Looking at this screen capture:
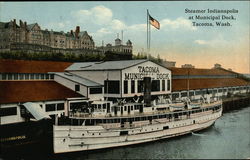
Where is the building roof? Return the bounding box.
[172,78,250,91]
[127,40,132,44]
[53,31,64,35]
[66,59,148,71]
[54,72,102,87]
[0,59,73,73]
[0,81,83,104]
[169,67,236,76]
[0,21,19,29]
[0,22,8,29]
[79,31,88,37]
[27,23,37,30]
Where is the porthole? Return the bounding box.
[82,133,84,136]
[92,133,94,135]
[99,133,101,135]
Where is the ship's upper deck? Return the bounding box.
[68,100,222,120]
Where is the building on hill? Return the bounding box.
[0,19,133,58]
[0,19,95,53]
[97,38,133,60]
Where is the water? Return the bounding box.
[2,106,250,159]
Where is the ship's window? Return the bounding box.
[103,104,107,109]
[120,131,128,135]
[124,80,128,94]
[124,106,127,111]
[90,87,102,94]
[152,80,160,92]
[181,92,187,97]
[57,103,64,110]
[46,104,56,112]
[131,106,133,111]
[104,80,120,94]
[75,84,80,92]
[137,80,144,93]
[134,105,138,110]
[98,104,101,109]
[189,92,194,96]
[195,90,202,95]
[0,107,17,117]
[131,80,135,93]
[162,80,165,91]
[167,80,170,91]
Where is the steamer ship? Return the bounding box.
[53,77,223,154]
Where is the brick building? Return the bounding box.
[0,19,95,52]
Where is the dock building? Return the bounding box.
[0,59,249,124]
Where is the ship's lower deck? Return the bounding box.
[53,105,222,154]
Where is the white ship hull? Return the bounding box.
[53,107,222,154]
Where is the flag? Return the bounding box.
[149,14,160,30]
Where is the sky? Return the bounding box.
[0,1,249,73]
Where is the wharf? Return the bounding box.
[222,94,250,112]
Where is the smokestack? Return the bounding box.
[19,20,23,28]
[13,19,16,28]
[24,22,27,29]
[75,26,80,38]
[143,77,151,107]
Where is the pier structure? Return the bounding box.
[0,59,250,124]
